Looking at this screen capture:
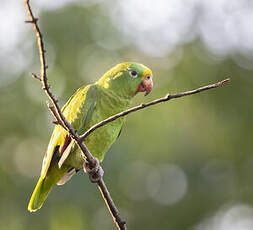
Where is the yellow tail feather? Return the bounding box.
[28,163,71,212]
[28,175,55,212]
[28,176,46,212]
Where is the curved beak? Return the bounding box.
[137,75,153,96]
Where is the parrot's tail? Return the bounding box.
[28,163,70,212]
[28,175,55,212]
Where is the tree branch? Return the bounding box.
[80,78,230,142]
[24,1,127,229]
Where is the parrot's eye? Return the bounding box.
[129,70,138,78]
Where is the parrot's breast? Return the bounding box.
[66,85,131,168]
[85,87,130,161]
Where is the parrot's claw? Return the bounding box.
[89,166,104,183]
[83,157,104,183]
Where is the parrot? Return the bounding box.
[28,62,153,212]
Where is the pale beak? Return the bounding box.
[136,75,153,96]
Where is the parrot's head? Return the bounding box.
[97,62,153,99]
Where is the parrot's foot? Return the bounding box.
[83,157,104,183]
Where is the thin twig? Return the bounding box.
[46,101,65,127]
[31,73,41,81]
[24,1,127,229]
[80,78,230,142]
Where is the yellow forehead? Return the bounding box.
[142,68,152,78]
[107,62,153,79]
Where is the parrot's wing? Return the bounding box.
[40,84,97,179]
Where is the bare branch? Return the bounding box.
[24,1,127,229]
[31,73,41,81]
[98,180,127,230]
[80,78,230,142]
[46,101,66,129]
[52,120,60,125]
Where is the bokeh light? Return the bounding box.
[194,204,253,230]
[147,164,188,205]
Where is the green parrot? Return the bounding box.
[28,62,153,212]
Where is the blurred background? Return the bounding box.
[0,0,253,229]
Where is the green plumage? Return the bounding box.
[28,62,153,212]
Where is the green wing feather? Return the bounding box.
[28,85,97,212]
